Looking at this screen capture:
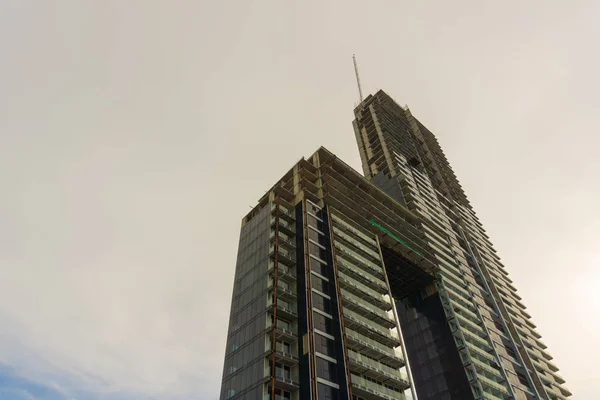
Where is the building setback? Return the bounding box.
[219,90,571,400]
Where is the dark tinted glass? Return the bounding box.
[317,380,339,399]
[312,292,332,314]
[309,242,328,261]
[308,227,322,242]
[309,256,328,277]
[311,274,330,294]
[307,214,327,232]
[313,311,333,334]
[314,333,335,357]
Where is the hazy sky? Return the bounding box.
[1,1,598,399]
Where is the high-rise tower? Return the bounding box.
[353,90,571,400]
[219,90,571,400]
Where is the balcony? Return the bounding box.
[468,357,505,383]
[347,349,410,390]
[263,395,298,400]
[269,263,297,284]
[271,231,296,251]
[439,264,466,288]
[278,208,296,223]
[543,383,570,400]
[475,390,504,400]
[443,293,479,323]
[334,242,384,279]
[337,271,391,311]
[343,309,401,347]
[454,312,487,339]
[465,341,497,364]
[267,323,298,342]
[340,289,395,328]
[269,281,296,301]
[274,303,297,320]
[270,246,296,267]
[350,374,407,400]
[441,284,475,311]
[272,217,296,236]
[476,374,510,396]
[345,328,405,368]
[461,327,493,351]
[331,212,378,247]
[532,357,566,385]
[263,395,294,400]
[272,374,299,391]
[272,350,299,366]
[336,258,388,293]
[333,227,381,261]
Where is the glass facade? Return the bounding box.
[221,203,272,400]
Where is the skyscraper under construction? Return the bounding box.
[219,90,571,400]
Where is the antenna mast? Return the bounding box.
[352,54,364,103]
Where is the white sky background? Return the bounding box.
[1,1,598,399]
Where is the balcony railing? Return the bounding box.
[331,212,377,246]
[461,328,492,350]
[264,395,298,400]
[272,217,296,235]
[347,349,409,388]
[337,272,391,310]
[350,374,407,400]
[271,283,296,299]
[477,374,510,395]
[270,246,296,266]
[272,350,299,365]
[276,303,297,318]
[274,373,299,386]
[468,356,504,382]
[340,289,395,327]
[334,242,383,277]
[343,309,400,346]
[270,231,296,248]
[345,328,404,365]
[266,322,298,341]
[336,258,387,293]
[333,227,380,260]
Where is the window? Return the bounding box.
[278,298,290,310]
[276,340,291,354]
[505,346,517,359]
[316,356,337,381]
[277,318,290,331]
[307,201,321,216]
[309,226,323,242]
[311,274,330,294]
[310,256,328,276]
[314,333,335,357]
[275,363,291,379]
[494,321,505,333]
[516,372,529,386]
[312,292,332,314]
[313,311,333,334]
[268,388,292,400]
[310,241,328,261]
[226,389,236,399]
[317,382,339,400]
[308,214,327,232]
